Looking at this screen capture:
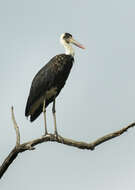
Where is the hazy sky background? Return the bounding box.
[0,0,135,189]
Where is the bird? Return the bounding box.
[25,33,85,136]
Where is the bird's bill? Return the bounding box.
[70,38,85,49]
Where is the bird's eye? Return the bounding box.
[64,33,72,39]
[63,33,72,43]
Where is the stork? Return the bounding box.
[25,33,85,136]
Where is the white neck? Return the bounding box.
[60,39,75,56]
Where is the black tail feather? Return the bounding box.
[30,105,43,122]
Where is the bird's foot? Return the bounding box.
[54,131,58,139]
[42,132,49,138]
[54,132,64,143]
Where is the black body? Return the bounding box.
[25,54,74,122]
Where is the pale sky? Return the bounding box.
[0,0,135,189]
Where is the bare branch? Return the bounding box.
[0,148,18,179]
[0,108,135,179]
[11,106,20,147]
[19,122,135,151]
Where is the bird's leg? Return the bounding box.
[52,99,64,143]
[43,98,48,135]
[52,99,58,137]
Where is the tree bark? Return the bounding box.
[0,107,134,179]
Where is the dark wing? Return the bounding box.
[25,54,74,121]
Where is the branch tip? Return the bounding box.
[11,106,20,147]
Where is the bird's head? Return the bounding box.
[60,33,85,49]
[60,33,85,56]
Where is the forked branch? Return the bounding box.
[0,107,135,179]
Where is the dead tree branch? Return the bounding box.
[11,106,20,147]
[0,107,135,179]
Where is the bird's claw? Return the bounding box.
[54,132,64,143]
[42,133,49,138]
